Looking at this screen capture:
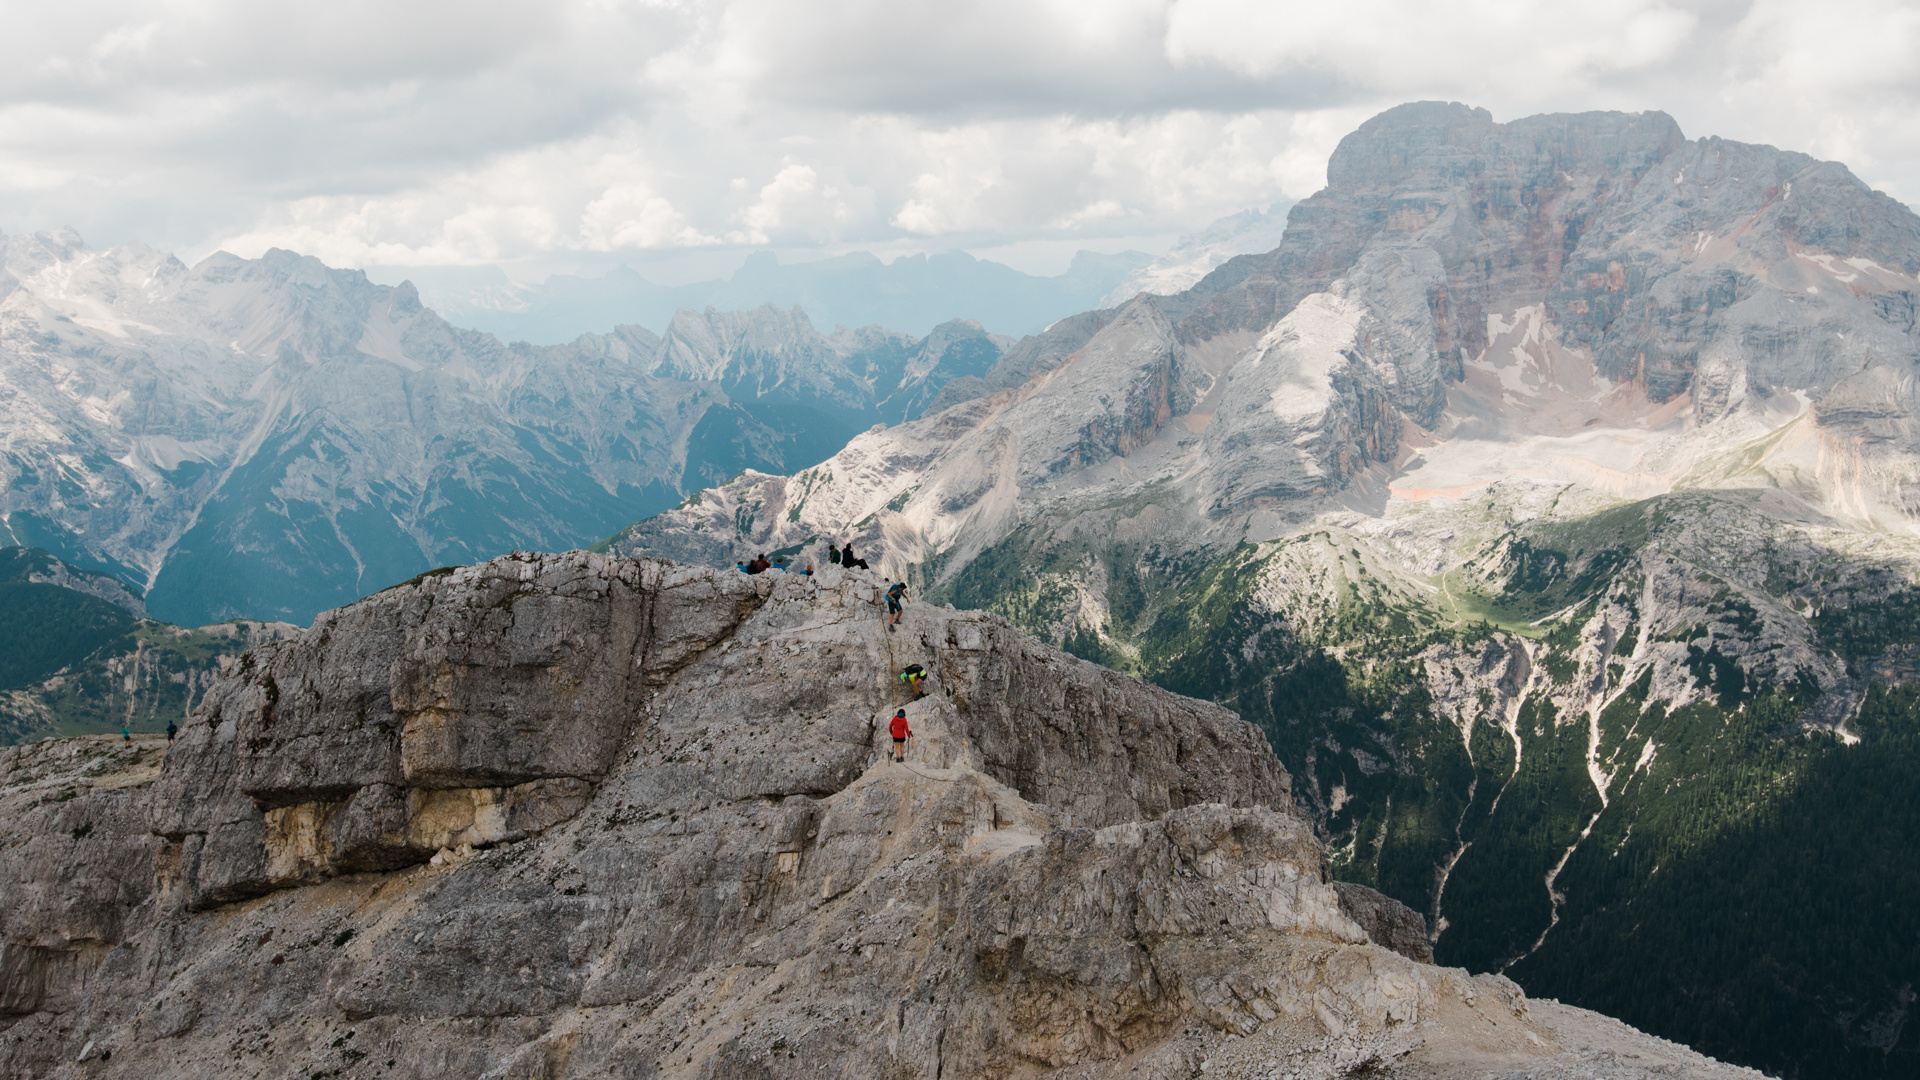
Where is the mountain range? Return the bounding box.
[0,546,298,744]
[0,230,1019,626]
[604,101,1920,1079]
[386,246,1152,344]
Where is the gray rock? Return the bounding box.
[0,552,1753,1079]
[1335,880,1434,962]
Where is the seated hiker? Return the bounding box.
[772,556,790,572]
[885,580,909,628]
[747,554,770,574]
[802,564,814,576]
[842,541,869,570]
[899,663,927,699]
[736,560,752,573]
[888,709,913,763]
[828,543,842,565]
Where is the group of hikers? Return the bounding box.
[735,542,909,625]
[119,720,179,746]
[826,542,870,570]
[736,554,805,575]
[735,538,876,577]
[732,536,925,761]
[888,666,927,762]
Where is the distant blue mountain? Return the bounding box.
[393,248,1150,344]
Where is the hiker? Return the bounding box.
[888,709,913,763]
[842,541,869,570]
[166,720,177,744]
[885,580,909,628]
[899,663,927,699]
[747,554,770,574]
[772,556,790,572]
[828,543,842,565]
[121,724,130,745]
[736,560,752,574]
[802,564,814,577]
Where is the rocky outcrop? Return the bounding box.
[1335,881,1435,963]
[0,551,1756,1079]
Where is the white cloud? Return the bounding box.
[1164,0,1698,96]
[1718,0,1920,183]
[582,185,712,251]
[1,0,1916,276]
[733,163,870,244]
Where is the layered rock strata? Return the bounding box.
[0,552,1756,1079]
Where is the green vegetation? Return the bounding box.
[0,546,282,746]
[1813,584,1920,662]
[927,493,1920,1078]
[1515,686,1920,1078]
[0,582,135,689]
[0,620,277,745]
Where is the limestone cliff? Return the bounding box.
[1,552,1757,1079]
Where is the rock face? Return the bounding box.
[0,551,1755,1079]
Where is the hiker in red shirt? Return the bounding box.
[888,709,913,763]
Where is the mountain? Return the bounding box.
[606,102,1920,1078]
[0,546,298,744]
[1100,204,1292,308]
[393,247,1152,344]
[0,229,1010,626]
[0,549,1754,1079]
[0,546,143,691]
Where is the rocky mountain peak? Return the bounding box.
[0,550,1757,1078]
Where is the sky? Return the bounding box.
[2,0,1918,279]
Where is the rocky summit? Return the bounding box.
[0,550,1755,1079]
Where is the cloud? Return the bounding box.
[1164,0,1699,97]
[733,163,871,244]
[1,0,1916,275]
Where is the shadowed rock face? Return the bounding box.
[0,551,1755,1079]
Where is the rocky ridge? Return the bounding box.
[0,550,1756,1079]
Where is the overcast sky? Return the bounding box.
[2,0,1917,279]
